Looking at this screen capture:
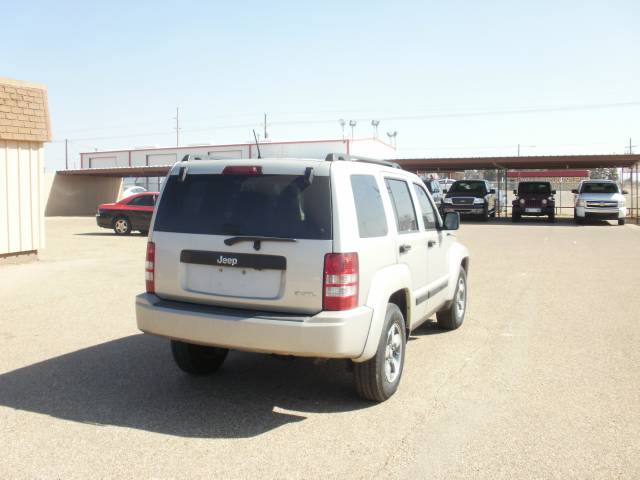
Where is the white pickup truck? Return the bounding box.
[572,180,627,225]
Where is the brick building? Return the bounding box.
[0,76,51,260]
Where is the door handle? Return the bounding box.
[427,240,436,248]
[399,244,412,254]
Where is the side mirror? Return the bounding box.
[490,189,496,194]
[552,190,557,194]
[622,190,629,195]
[443,212,460,231]
[512,189,517,194]
[442,189,448,194]
[571,189,578,194]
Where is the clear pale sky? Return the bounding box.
[2,0,639,170]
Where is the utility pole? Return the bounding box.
[517,144,520,157]
[264,113,268,140]
[175,107,180,147]
[65,139,68,169]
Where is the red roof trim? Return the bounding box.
[507,170,589,178]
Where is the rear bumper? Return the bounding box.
[135,293,373,359]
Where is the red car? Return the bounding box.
[96,192,159,235]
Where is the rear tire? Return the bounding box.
[354,303,406,402]
[618,218,625,225]
[512,213,520,222]
[113,216,131,235]
[171,340,228,375]
[436,267,467,331]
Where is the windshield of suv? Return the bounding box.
[154,173,331,239]
[580,182,619,194]
[448,181,486,196]
[518,182,551,195]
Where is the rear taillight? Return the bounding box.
[222,166,263,175]
[323,253,358,311]
[145,241,155,294]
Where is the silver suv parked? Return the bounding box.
[136,154,470,401]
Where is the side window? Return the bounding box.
[350,175,388,238]
[385,178,418,233]
[129,195,154,206]
[413,184,437,230]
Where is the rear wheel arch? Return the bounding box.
[461,257,469,276]
[388,288,410,333]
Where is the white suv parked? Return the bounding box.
[136,154,470,401]
[572,180,627,225]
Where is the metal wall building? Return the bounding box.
[0,77,51,260]
[79,138,396,191]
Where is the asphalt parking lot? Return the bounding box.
[1,217,639,479]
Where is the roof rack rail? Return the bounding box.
[324,153,402,169]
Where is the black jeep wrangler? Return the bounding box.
[512,181,556,222]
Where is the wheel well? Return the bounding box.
[388,289,410,331]
[461,257,469,275]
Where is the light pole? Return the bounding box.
[371,120,380,138]
[339,119,346,140]
[386,131,398,148]
[349,120,357,140]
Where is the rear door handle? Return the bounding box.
[427,240,436,248]
[399,244,412,254]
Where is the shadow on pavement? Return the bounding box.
[463,217,619,227]
[0,334,371,438]
[74,232,148,236]
[407,319,446,340]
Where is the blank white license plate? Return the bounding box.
[525,208,541,213]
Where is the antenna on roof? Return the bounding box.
[252,129,262,159]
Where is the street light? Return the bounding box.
[349,120,357,140]
[371,120,380,138]
[339,119,346,140]
[386,131,398,148]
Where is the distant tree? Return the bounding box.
[483,169,497,182]
[590,168,619,180]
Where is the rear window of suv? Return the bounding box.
[154,173,332,239]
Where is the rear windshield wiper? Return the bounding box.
[224,236,297,251]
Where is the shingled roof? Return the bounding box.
[0,77,51,142]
